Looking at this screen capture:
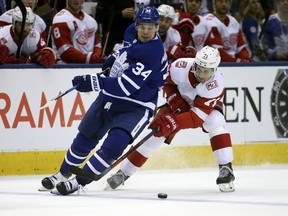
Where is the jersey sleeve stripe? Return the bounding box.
[122,74,140,90]
[161,62,168,72]
[117,77,130,96]
[58,44,72,56]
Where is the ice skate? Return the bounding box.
[39,171,71,191]
[216,163,235,192]
[106,170,130,189]
[51,177,83,195]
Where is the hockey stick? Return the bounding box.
[101,3,115,57]
[40,68,110,110]
[46,0,58,46]
[40,84,80,110]
[69,127,160,181]
[249,0,270,60]
[14,0,26,58]
[258,0,271,41]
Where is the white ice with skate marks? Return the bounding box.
[0,165,288,216]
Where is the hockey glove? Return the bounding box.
[35,47,56,68]
[175,12,194,33]
[167,92,190,113]
[72,74,103,92]
[167,44,188,60]
[0,44,9,64]
[149,113,180,137]
[89,52,106,63]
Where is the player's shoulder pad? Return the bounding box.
[226,15,240,27]
[0,9,13,22]
[204,13,216,20]
[170,58,194,82]
[53,9,72,24]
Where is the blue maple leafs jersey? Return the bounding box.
[99,26,168,114]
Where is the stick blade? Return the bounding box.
[39,100,55,110]
[69,165,101,181]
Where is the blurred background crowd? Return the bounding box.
[0,0,287,67]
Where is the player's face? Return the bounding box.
[13,22,32,39]
[194,64,214,83]
[67,0,84,14]
[22,0,37,10]
[185,0,202,16]
[158,16,172,35]
[136,23,158,43]
[214,0,231,16]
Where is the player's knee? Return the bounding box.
[71,132,99,155]
[203,110,226,134]
[137,136,164,157]
[101,128,131,160]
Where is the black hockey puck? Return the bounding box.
[157,193,168,199]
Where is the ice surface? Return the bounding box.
[0,165,287,216]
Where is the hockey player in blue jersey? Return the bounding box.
[40,6,168,195]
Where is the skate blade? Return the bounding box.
[218,181,235,192]
[38,186,51,192]
[103,183,114,191]
[50,188,61,195]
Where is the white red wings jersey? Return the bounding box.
[186,15,223,52]
[0,9,47,38]
[161,27,181,51]
[166,57,224,122]
[52,8,101,61]
[205,13,250,60]
[0,25,45,57]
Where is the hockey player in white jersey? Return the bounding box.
[157,4,196,62]
[0,0,47,40]
[174,0,246,62]
[107,46,235,193]
[0,6,56,67]
[51,0,104,63]
[204,0,251,62]
[39,6,168,195]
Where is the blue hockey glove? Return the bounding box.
[72,74,103,92]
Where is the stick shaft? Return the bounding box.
[46,0,58,45]
[14,0,26,58]
[40,68,109,110]
[39,84,79,110]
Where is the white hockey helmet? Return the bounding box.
[12,6,36,26]
[134,0,151,14]
[195,46,221,71]
[157,4,176,19]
